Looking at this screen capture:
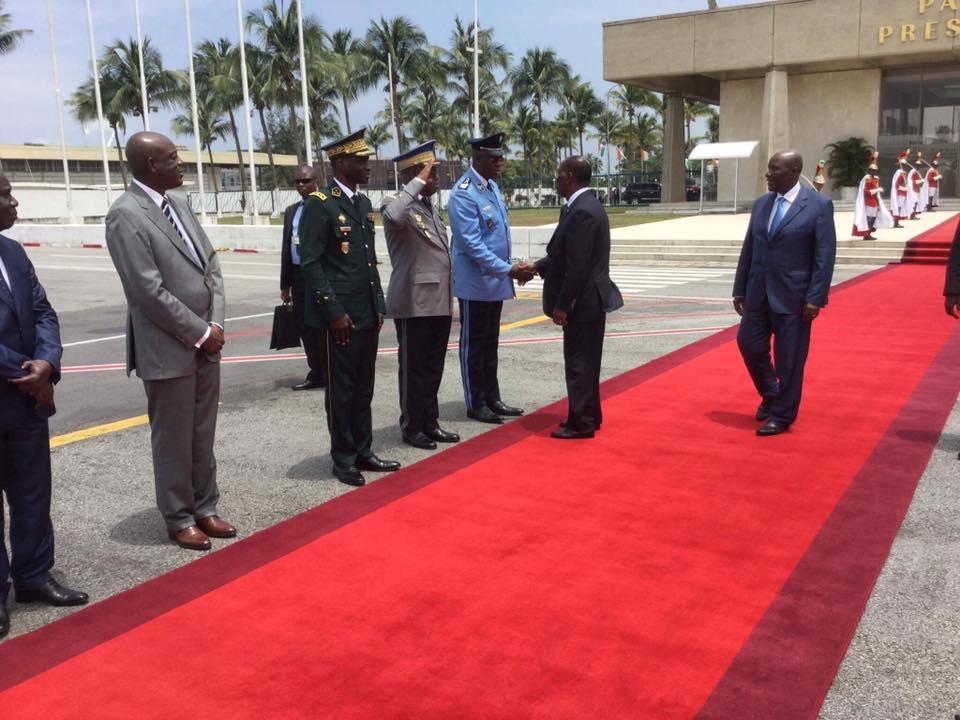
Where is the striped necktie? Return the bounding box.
[160,198,203,267]
[0,269,13,308]
[769,196,788,235]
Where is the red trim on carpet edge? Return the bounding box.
[0,305,745,690]
[695,319,960,719]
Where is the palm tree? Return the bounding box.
[246,0,327,164]
[246,44,281,191]
[363,16,428,153]
[100,37,184,131]
[509,105,540,181]
[507,48,571,174]
[566,78,604,156]
[69,75,129,186]
[444,17,510,134]
[171,93,229,210]
[684,100,715,145]
[365,120,392,159]
[194,38,247,193]
[320,29,371,135]
[0,0,31,55]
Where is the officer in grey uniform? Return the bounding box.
[448,133,535,424]
[382,140,460,450]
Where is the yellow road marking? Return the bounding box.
[51,315,545,449]
[50,414,149,449]
[500,314,550,331]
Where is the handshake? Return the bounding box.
[509,260,539,287]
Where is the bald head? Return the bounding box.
[766,150,803,195]
[126,131,183,192]
[556,155,592,200]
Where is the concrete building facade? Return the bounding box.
[603,0,960,202]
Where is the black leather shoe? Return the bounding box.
[333,465,365,486]
[425,427,460,443]
[292,378,325,391]
[0,602,8,638]
[403,432,437,450]
[356,455,401,472]
[488,401,524,417]
[756,420,790,436]
[559,421,601,431]
[755,398,773,422]
[551,428,595,440]
[467,407,503,424]
[15,579,89,607]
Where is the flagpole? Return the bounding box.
[388,52,399,191]
[133,0,150,129]
[183,0,206,223]
[45,0,74,222]
[295,0,312,167]
[84,0,112,207]
[236,0,259,221]
[472,0,480,137]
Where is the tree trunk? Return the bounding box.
[112,125,128,187]
[342,96,352,134]
[226,107,248,194]
[287,100,303,165]
[578,131,584,156]
[257,106,279,190]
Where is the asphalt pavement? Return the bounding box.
[7,245,960,719]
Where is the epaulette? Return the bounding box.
[309,191,327,201]
[458,177,471,190]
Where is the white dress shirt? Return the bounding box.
[132,178,203,268]
[131,178,217,348]
[565,187,592,209]
[334,177,357,202]
[768,181,801,232]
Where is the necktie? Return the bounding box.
[769,196,788,235]
[0,269,13,308]
[160,198,203,267]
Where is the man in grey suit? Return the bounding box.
[105,132,237,551]
[382,141,460,450]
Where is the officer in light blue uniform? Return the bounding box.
[448,133,533,424]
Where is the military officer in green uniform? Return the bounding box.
[299,129,401,487]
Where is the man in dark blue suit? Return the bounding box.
[0,175,88,638]
[733,151,836,436]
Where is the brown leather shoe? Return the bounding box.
[169,525,211,551]
[196,515,237,538]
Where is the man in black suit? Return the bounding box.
[733,150,836,436]
[280,166,327,391]
[0,174,88,638]
[943,219,960,318]
[534,156,623,439]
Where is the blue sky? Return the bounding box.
[1,0,745,153]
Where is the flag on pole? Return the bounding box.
[599,141,606,158]
[639,149,647,162]
[616,147,623,161]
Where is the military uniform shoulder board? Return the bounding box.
[331,186,342,198]
[458,177,471,190]
[309,191,327,201]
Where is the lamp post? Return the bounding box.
[235,0,260,221]
[84,0,112,207]
[183,0,207,223]
[133,0,150,130]
[45,0,74,222]
[295,0,312,167]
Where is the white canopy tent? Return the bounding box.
[688,141,759,214]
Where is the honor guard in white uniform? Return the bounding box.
[382,140,460,451]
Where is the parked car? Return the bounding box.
[686,178,701,201]
[622,182,661,204]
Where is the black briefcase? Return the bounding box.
[269,303,301,350]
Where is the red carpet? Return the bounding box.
[0,262,958,718]
[900,214,957,264]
